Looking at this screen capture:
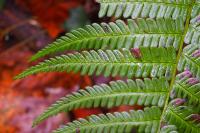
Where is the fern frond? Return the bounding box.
[30,18,183,61]
[178,45,200,78]
[163,104,200,133]
[15,47,176,79]
[53,107,161,133]
[33,78,169,126]
[97,0,190,20]
[171,71,200,105]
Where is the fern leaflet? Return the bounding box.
[33,78,168,126]
[30,19,183,61]
[16,47,176,80]
[54,107,161,133]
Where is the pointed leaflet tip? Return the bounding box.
[187,78,199,85]
[186,114,200,123]
[171,98,187,106]
[192,49,200,57]
[179,69,192,79]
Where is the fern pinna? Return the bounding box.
[15,0,200,133]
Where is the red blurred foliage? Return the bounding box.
[0,47,91,95]
[73,108,102,119]
[109,105,144,113]
[15,0,84,37]
[0,46,92,132]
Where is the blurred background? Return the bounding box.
[0,0,142,132]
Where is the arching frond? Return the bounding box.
[97,0,190,20]
[163,105,200,133]
[53,107,161,133]
[178,45,200,78]
[15,47,176,80]
[33,78,169,126]
[30,18,183,61]
[171,70,200,105]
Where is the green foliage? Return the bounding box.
[15,0,200,133]
[54,107,161,133]
[30,18,183,61]
[33,78,168,126]
[97,0,190,20]
[160,125,178,133]
[16,47,176,79]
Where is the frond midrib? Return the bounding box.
[159,0,196,132]
[50,91,167,110]
[55,33,182,47]
[66,32,182,39]
[34,91,167,124]
[29,60,176,72]
[39,33,181,53]
[96,0,190,7]
[28,62,175,74]
[40,61,176,66]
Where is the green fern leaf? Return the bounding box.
[15,47,176,80]
[53,107,161,133]
[30,18,183,61]
[97,0,191,20]
[33,78,168,126]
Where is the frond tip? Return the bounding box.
[32,78,169,126]
[53,106,161,133]
[15,47,176,80]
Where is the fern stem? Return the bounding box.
[158,0,197,132]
